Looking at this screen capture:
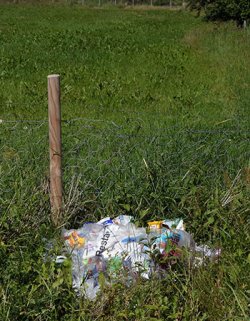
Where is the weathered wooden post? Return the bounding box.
[48,74,62,226]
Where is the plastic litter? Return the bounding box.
[59,216,220,300]
[193,244,221,267]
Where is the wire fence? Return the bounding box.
[0,0,186,7]
[69,0,186,6]
[1,114,249,225]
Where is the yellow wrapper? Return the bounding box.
[66,231,85,248]
[147,221,163,230]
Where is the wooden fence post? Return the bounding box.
[48,74,62,226]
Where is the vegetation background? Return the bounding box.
[0,3,249,320]
[188,0,250,27]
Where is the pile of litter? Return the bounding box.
[59,216,220,300]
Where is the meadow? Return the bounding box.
[0,4,250,320]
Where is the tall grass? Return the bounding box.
[0,5,249,320]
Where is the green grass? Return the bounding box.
[0,4,250,320]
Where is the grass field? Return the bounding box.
[0,4,250,320]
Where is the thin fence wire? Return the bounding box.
[0,118,250,233]
[0,0,186,7]
[1,117,249,227]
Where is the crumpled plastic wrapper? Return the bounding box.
[58,216,220,300]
